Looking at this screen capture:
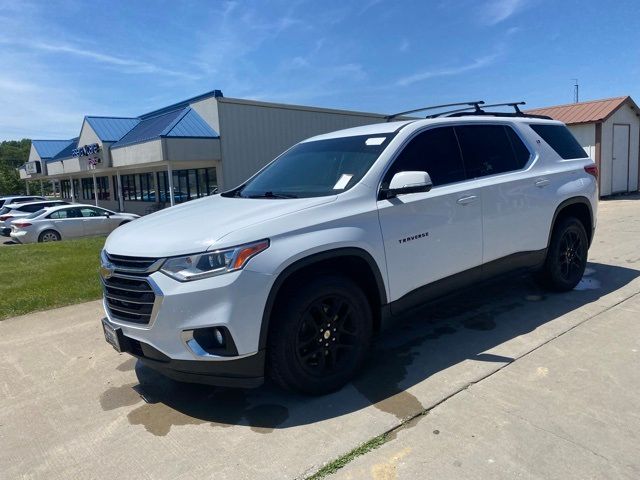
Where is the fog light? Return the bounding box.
[213,328,224,346]
[188,326,238,357]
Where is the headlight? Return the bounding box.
[160,239,269,281]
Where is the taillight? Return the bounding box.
[584,164,598,179]
[0,215,13,221]
[13,222,32,228]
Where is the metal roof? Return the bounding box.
[85,117,140,142]
[139,89,223,119]
[31,139,76,159]
[165,108,219,137]
[48,138,79,163]
[525,96,640,125]
[112,107,219,149]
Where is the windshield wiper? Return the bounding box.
[247,191,299,199]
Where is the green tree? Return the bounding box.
[0,139,31,195]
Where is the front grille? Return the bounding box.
[106,253,160,272]
[102,275,156,325]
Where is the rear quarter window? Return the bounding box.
[529,124,588,159]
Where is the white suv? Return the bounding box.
[100,103,598,395]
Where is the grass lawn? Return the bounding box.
[0,237,105,320]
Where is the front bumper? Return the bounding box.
[103,317,265,387]
[102,267,274,387]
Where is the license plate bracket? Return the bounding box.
[102,318,123,352]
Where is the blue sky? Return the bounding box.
[1,0,639,140]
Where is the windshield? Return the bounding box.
[25,209,46,219]
[227,134,394,198]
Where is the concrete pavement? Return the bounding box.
[335,290,640,479]
[1,196,640,479]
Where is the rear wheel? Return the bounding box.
[38,230,61,243]
[537,217,588,291]
[268,275,373,395]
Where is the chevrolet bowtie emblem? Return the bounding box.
[99,262,116,280]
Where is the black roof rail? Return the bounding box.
[385,101,485,122]
[447,111,553,120]
[428,101,551,120]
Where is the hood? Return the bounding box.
[104,194,336,257]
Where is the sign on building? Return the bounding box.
[25,161,41,175]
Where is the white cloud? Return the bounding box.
[359,0,384,15]
[0,38,196,79]
[396,53,501,87]
[481,0,529,25]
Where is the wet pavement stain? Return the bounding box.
[119,365,290,436]
[353,334,425,420]
[463,313,496,331]
[245,404,289,434]
[99,382,143,411]
[128,402,206,436]
[116,358,137,372]
[434,325,456,336]
[462,302,521,331]
[525,294,544,302]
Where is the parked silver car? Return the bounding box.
[0,195,45,208]
[10,204,140,243]
[0,200,69,236]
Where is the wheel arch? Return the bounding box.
[548,197,594,248]
[259,247,388,351]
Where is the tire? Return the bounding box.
[537,217,588,292]
[38,230,61,243]
[267,275,373,395]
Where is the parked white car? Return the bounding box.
[100,102,598,394]
[0,200,69,236]
[0,195,45,208]
[10,204,139,243]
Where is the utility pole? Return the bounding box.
[572,79,579,103]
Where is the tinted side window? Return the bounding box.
[529,124,588,159]
[456,125,521,178]
[385,127,465,187]
[18,204,44,213]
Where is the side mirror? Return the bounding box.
[384,171,433,198]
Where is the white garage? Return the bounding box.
[527,96,640,197]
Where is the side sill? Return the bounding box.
[383,249,547,320]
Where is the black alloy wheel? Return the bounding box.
[295,295,361,378]
[268,275,373,395]
[537,216,588,292]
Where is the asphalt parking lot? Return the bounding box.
[2,196,640,479]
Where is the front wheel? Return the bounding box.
[267,275,373,395]
[38,230,61,243]
[537,217,588,291]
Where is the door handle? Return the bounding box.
[535,178,550,188]
[457,195,478,205]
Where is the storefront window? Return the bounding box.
[121,174,137,201]
[118,168,217,203]
[60,180,71,199]
[206,168,218,195]
[81,178,94,200]
[97,176,110,200]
